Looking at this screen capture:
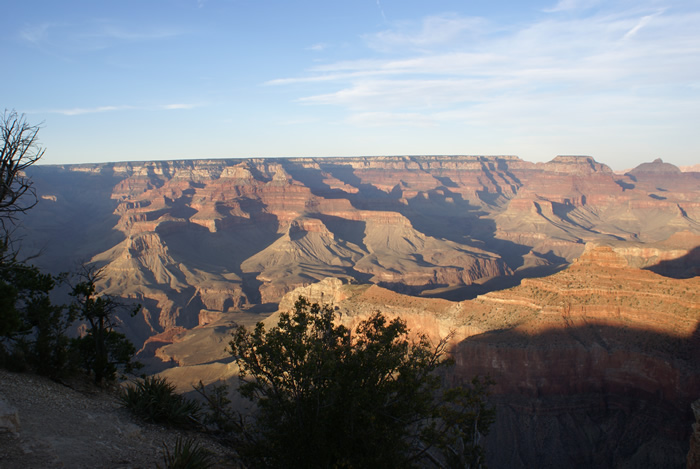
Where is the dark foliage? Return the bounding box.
[1,109,44,233]
[228,296,495,468]
[121,376,201,426]
[69,266,141,384]
[193,380,240,435]
[0,261,75,378]
[158,436,216,469]
[1,110,48,363]
[1,261,144,383]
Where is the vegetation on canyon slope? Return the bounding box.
[221,296,495,468]
[121,297,495,468]
[1,219,140,383]
[1,111,140,384]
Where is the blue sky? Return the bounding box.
[2,0,699,169]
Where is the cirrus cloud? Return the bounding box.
[37,103,200,116]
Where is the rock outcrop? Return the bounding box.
[628,158,682,175]
[0,394,20,435]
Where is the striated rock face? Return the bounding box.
[259,240,700,467]
[277,277,349,311]
[449,244,699,468]
[272,243,699,468]
[21,155,700,346]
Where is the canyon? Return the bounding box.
[18,154,700,467]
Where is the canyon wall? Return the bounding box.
[22,155,700,345]
[266,245,699,468]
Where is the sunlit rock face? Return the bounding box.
[22,155,700,344]
[272,243,700,468]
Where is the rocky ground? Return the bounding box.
[0,369,239,468]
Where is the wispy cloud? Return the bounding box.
[272,4,700,115]
[279,117,322,126]
[365,13,485,52]
[40,103,199,116]
[267,1,700,163]
[307,43,328,52]
[543,0,601,13]
[19,22,52,45]
[347,112,435,127]
[265,52,502,86]
[49,105,135,116]
[160,103,199,110]
[298,78,509,111]
[91,24,180,42]
[622,12,660,41]
[19,20,183,55]
[376,0,387,22]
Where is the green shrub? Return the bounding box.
[228,296,495,468]
[0,261,77,379]
[69,267,141,384]
[193,380,239,434]
[158,436,215,469]
[121,376,200,426]
[0,338,29,372]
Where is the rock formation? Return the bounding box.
[453,244,699,467]
[21,155,700,347]
[0,394,20,435]
[264,242,700,468]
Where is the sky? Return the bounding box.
[2,0,699,170]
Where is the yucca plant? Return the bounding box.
[158,436,215,469]
[121,376,200,426]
